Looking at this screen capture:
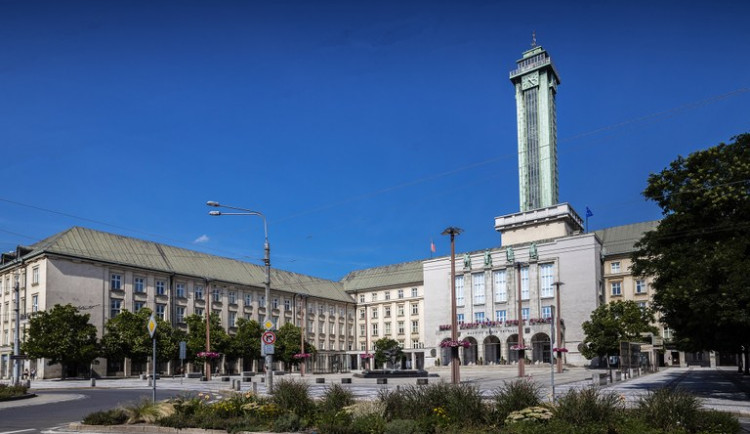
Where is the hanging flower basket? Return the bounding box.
[293,353,312,359]
[510,345,529,351]
[360,353,374,359]
[553,347,569,353]
[439,340,471,348]
[196,351,220,359]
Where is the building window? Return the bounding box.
[398,304,405,317]
[455,275,465,306]
[195,285,204,300]
[496,310,507,322]
[474,311,485,322]
[540,263,554,298]
[273,298,279,310]
[229,312,237,327]
[521,308,530,320]
[244,292,252,306]
[134,301,145,312]
[398,321,405,335]
[359,324,365,336]
[195,307,204,317]
[611,281,622,296]
[611,262,621,273]
[359,294,365,303]
[371,292,377,302]
[636,280,647,294]
[176,283,185,298]
[156,280,166,296]
[228,291,236,304]
[371,323,378,336]
[371,307,379,319]
[156,304,166,320]
[259,295,266,308]
[384,306,391,318]
[542,306,552,318]
[521,267,530,300]
[411,287,418,297]
[359,308,365,319]
[457,313,464,323]
[384,291,390,300]
[111,274,122,290]
[473,273,485,304]
[110,299,122,317]
[173,306,184,323]
[385,322,391,335]
[212,288,221,302]
[134,277,145,293]
[398,289,404,299]
[411,303,418,315]
[32,266,39,285]
[493,270,507,302]
[284,299,291,311]
[411,320,419,333]
[637,301,648,311]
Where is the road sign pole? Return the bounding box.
[152,337,157,402]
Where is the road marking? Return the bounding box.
[0,429,36,434]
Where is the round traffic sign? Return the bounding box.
[262,331,276,345]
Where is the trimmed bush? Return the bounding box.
[0,383,28,399]
[319,383,355,413]
[637,388,700,432]
[379,382,486,427]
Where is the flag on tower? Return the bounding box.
[430,240,436,254]
[586,207,593,218]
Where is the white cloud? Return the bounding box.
[194,234,210,244]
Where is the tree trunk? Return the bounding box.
[744,346,749,376]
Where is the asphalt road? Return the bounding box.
[0,389,179,434]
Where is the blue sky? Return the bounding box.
[1,0,749,281]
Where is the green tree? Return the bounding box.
[274,322,316,369]
[581,301,657,369]
[184,313,229,363]
[23,304,99,378]
[373,337,403,369]
[632,134,750,371]
[101,309,183,366]
[230,318,262,368]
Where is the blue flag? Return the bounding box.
[586,207,593,218]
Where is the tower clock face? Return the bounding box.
[522,73,539,90]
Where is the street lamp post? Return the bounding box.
[553,281,564,374]
[441,226,463,385]
[207,201,273,392]
[516,262,525,378]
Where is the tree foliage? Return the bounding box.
[373,337,403,368]
[274,322,316,367]
[581,300,657,360]
[101,309,184,364]
[184,313,230,362]
[632,134,750,353]
[230,318,262,362]
[23,304,99,376]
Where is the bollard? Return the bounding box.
[376,378,387,384]
[252,382,258,394]
[90,378,96,387]
[235,380,241,391]
[341,378,352,384]
[316,378,325,384]
[417,378,428,385]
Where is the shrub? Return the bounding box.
[379,382,486,427]
[0,383,28,399]
[122,398,175,424]
[384,418,420,434]
[350,412,386,434]
[82,408,128,425]
[492,378,543,424]
[505,406,553,425]
[319,383,355,413]
[272,378,315,418]
[694,409,741,434]
[553,387,624,426]
[637,388,700,432]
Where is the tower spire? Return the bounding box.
[531,31,537,48]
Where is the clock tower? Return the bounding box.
[510,42,561,212]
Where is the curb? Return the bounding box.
[68,423,273,434]
[0,393,37,402]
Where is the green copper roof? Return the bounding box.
[20,227,352,303]
[340,260,424,292]
[595,220,660,256]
